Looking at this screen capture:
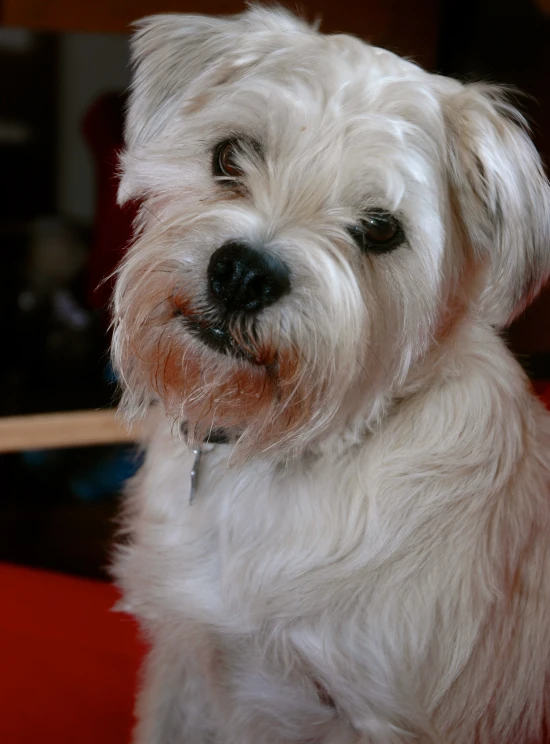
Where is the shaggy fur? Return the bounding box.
[112,7,550,743]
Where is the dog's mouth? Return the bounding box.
[175,308,252,362]
[191,318,247,358]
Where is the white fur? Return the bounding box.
[112,7,550,743]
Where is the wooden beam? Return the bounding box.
[0,410,139,453]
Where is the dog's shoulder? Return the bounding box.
[369,321,550,535]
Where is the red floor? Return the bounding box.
[0,563,145,744]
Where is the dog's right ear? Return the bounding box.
[123,8,311,155]
[123,14,236,151]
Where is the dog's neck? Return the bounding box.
[181,318,500,501]
[305,317,494,459]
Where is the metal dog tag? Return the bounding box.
[187,429,230,504]
[189,447,202,504]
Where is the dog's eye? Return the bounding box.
[213,139,245,181]
[348,211,404,254]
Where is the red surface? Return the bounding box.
[0,563,145,744]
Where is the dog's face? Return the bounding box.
[113,7,550,457]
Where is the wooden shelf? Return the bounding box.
[0,410,139,453]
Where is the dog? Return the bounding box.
[111,7,550,743]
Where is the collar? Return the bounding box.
[180,422,232,445]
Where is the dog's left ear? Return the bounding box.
[446,83,550,327]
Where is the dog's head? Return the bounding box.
[113,6,550,457]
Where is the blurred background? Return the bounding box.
[0,0,548,580]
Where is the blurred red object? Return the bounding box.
[0,563,145,744]
[534,380,550,410]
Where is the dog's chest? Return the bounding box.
[125,430,368,632]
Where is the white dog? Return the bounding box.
[112,7,550,743]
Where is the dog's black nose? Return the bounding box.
[208,241,291,313]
